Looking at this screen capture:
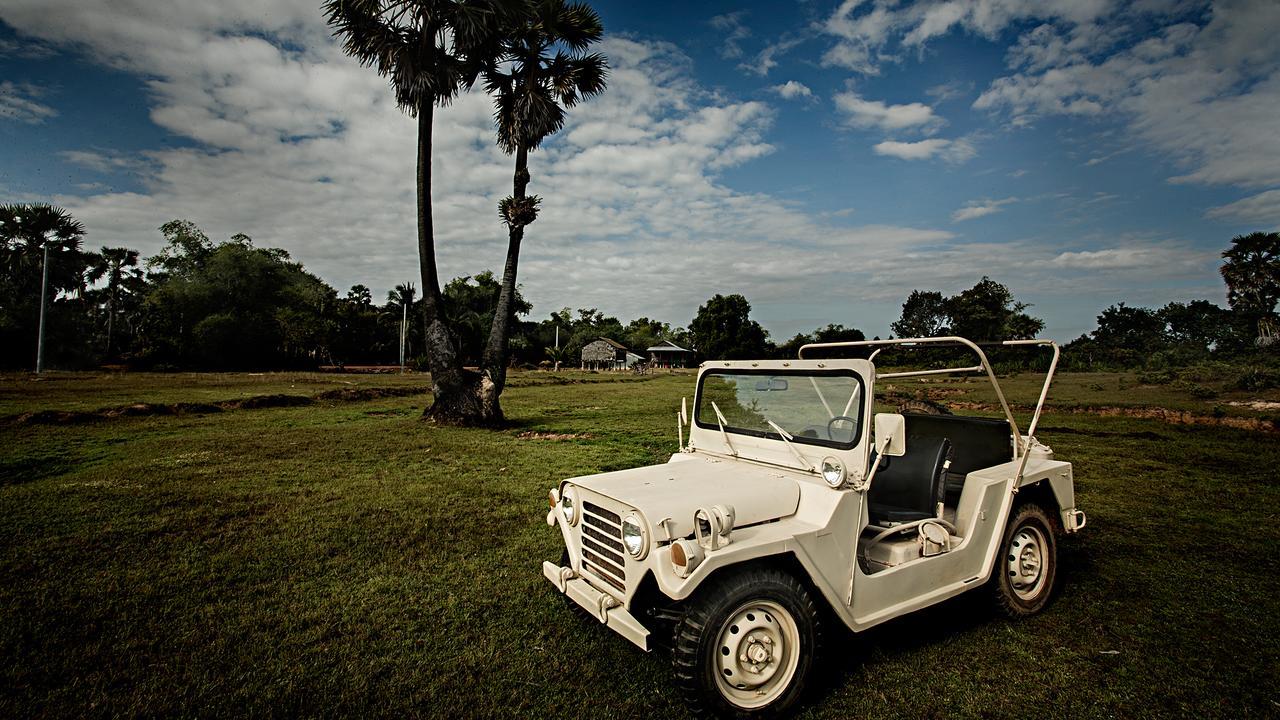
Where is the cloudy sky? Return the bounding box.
[2,0,1278,340]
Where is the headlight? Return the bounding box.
[621,513,647,559]
[821,456,846,487]
[560,486,578,526]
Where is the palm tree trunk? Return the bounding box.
[481,145,529,396]
[416,104,501,426]
[36,242,50,373]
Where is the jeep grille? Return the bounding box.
[581,500,626,592]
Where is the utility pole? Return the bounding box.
[35,241,50,374]
[399,299,407,373]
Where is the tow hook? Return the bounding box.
[597,594,618,623]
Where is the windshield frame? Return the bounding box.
[692,368,866,451]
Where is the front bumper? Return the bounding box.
[542,560,651,651]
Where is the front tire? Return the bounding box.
[991,502,1058,617]
[672,567,820,718]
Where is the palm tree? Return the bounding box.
[324,0,515,424]
[1221,232,1280,344]
[0,203,86,372]
[87,246,140,359]
[480,0,607,396]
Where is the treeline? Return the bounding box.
[3,208,1276,376]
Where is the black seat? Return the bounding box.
[868,436,952,525]
[901,414,1013,501]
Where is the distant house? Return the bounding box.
[646,340,693,368]
[581,337,629,370]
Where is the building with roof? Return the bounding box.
[646,340,693,368]
[581,337,630,370]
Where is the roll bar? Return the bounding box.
[797,337,1061,470]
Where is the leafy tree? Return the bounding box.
[140,222,336,369]
[689,293,769,360]
[623,316,670,352]
[443,270,531,365]
[1158,300,1232,353]
[773,332,812,359]
[324,0,519,425]
[1092,303,1165,354]
[945,277,1043,341]
[481,0,607,397]
[1220,231,1280,342]
[891,290,948,338]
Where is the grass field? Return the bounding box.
[2,370,1278,718]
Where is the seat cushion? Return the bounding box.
[867,436,951,526]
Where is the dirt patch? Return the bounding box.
[316,386,427,402]
[516,431,593,441]
[1226,400,1280,411]
[3,385,429,426]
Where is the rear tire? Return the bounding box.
[672,567,820,718]
[990,502,1057,617]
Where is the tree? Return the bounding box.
[1220,231,1280,342]
[0,203,86,371]
[481,0,606,398]
[443,270,531,365]
[891,290,948,338]
[944,277,1043,341]
[324,0,518,425]
[86,246,140,359]
[689,293,769,360]
[623,317,670,353]
[1158,300,1231,353]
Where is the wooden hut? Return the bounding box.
[581,337,629,370]
[646,340,692,368]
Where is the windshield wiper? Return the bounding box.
[709,401,738,457]
[766,419,814,473]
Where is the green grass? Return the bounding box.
[1,371,1277,718]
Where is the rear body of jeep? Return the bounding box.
[543,337,1084,716]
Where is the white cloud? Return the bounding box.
[710,12,751,60]
[820,0,1115,74]
[742,36,804,77]
[1205,189,1280,227]
[0,81,56,124]
[770,80,813,100]
[873,137,976,163]
[0,36,56,59]
[952,197,1018,222]
[833,90,939,131]
[0,0,1234,337]
[1049,246,1205,270]
[974,1,1280,190]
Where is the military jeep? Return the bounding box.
[542,337,1085,718]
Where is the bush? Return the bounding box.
[1231,367,1280,391]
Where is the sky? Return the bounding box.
[1,0,1278,342]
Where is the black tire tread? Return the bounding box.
[990,501,1058,618]
[671,566,821,719]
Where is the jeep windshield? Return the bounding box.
[694,369,864,449]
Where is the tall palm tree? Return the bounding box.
[87,246,140,359]
[1221,231,1280,343]
[0,203,86,372]
[480,0,607,395]
[324,0,515,424]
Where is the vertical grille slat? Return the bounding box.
[579,499,626,592]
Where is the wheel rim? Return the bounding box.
[713,600,800,709]
[1007,524,1048,601]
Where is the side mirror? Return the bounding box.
[874,413,906,457]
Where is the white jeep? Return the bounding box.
[542,337,1086,718]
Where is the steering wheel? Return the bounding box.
[827,415,858,442]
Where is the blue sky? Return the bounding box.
[2,0,1278,341]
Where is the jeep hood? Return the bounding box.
[567,455,802,539]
